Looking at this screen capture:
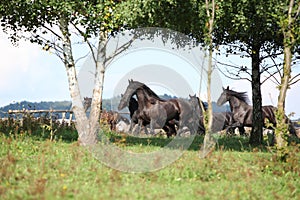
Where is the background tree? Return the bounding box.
[200,0,217,157]
[214,0,285,145]
[273,0,300,147]
[0,0,128,145]
[0,0,207,145]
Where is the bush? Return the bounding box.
[0,114,78,142]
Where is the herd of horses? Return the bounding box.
[84,79,298,138]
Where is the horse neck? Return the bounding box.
[144,87,161,101]
[135,89,149,108]
[142,88,162,102]
[229,96,250,112]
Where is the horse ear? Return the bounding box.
[189,94,192,98]
[121,93,123,97]
[222,87,225,91]
[226,86,229,90]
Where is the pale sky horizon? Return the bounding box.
[1,29,299,119]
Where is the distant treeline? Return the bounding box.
[0,94,230,118]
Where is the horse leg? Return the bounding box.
[164,121,177,137]
[225,126,235,136]
[162,126,171,137]
[225,121,242,135]
[149,119,156,135]
[144,124,149,135]
[176,119,186,136]
[129,120,136,133]
[238,126,246,136]
[133,119,143,135]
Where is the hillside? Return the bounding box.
[0,96,229,118]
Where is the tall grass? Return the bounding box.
[0,115,77,142]
[0,132,299,200]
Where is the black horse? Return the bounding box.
[126,95,164,135]
[217,86,296,135]
[125,95,140,133]
[118,80,198,136]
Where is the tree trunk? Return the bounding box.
[249,45,263,145]
[89,31,108,137]
[275,0,295,148]
[200,0,216,158]
[205,45,213,133]
[275,45,291,147]
[59,18,97,145]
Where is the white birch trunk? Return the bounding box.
[275,0,296,148]
[59,18,97,145]
[89,32,108,137]
[201,0,215,158]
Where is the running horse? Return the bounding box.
[189,94,239,134]
[127,96,177,137]
[118,80,199,136]
[83,97,127,131]
[127,96,154,134]
[216,86,296,135]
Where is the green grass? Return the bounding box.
[0,133,299,200]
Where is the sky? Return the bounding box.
[0,29,299,119]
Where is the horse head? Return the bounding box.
[83,97,92,112]
[189,94,207,113]
[118,80,144,110]
[217,86,230,106]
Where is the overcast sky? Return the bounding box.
[0,29,299,119]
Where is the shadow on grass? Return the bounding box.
[105,132,268,152]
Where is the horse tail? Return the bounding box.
[284,114,297,137]
[262,106,277,126]
[265,106,297,137]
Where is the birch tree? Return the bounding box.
[0,0,127,145]
[200,0,216,157]
[274,0,300,148]
[0,0,206,145]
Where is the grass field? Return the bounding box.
[0,133,299,200]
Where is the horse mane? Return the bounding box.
[141,84,162,101]
[129,80,163,101]
[227,89,250,104]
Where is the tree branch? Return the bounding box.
[216,64,251,82]
[42,24,63,40]
[105,34,136,67]
[260,51,283,61]
[70,21,97,63]
[289,73,300,85]
[261,69,281,85]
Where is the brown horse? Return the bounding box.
[189,94,241,134]
[127,96,152,135]
[217,86,296,136]
[83,97,128,131]
[118,80,198,136]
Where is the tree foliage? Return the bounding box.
[1,0,297,146]
[211,0,299,145]
[0,0,208,145]
[0,0,123,55]
[0,0,129,145]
